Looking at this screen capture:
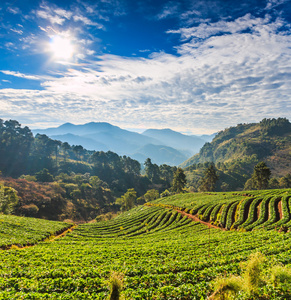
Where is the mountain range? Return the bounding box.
[33,122,215,166]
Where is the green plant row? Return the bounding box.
[1,202,291,299]
[0,214,72,248]
[239,197,262,229]
[231,197,254,229]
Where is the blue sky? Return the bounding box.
[0,0,290,133]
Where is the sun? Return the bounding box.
[49,35,74,60]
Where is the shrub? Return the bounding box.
[109,272,123,300]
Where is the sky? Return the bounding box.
[0,0,290,134]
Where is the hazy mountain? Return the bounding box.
[33,122,206,166]
[197,133,217,143]
[180,118,291,177]
[142,128,205,156]
[131,144,188,166]
[50,133,109,152]
[34,122,118,136]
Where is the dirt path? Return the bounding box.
[1,224,76,250]
[176,210,226,231]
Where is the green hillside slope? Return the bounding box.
[181,118,291,177]
[1,190,291,299]
[0,214,72,248]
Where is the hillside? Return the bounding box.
[0,190,291,299]
[181,118,291,177]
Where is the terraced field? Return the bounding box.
[152,189,291,231]
[0,189,290,299]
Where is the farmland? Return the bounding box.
[0,189,291,299]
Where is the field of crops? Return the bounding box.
[0,214,72,249]
[152,189,291,231]
[0,189,291,299]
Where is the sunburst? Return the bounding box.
[49,35,74,60]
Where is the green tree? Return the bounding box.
[0,183,18,214]
[198,163,219,192]
[116,188,137,211]
[144,158,160,183]
[35,168,54,182]
[279,174,291,188]
[252,162,271,190]
[269,178,279,189]
[171,168,187,193]
[144,189,159,202]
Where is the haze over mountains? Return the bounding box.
[33,122,215,166]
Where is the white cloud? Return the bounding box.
[7,7,21,15]
[36,9,66,25]
[1,13,290,133]
[265,0,289,10]
[54,8,73,20]
[157,2,179,20]
[73,15,104,28]
[1,70,43,81]
[168,14,271,40]
[10,28,23,35]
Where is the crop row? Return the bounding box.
[152,189,291,231]
[1,203,291,299]
[0,214,72,248]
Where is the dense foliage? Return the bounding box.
[181,118,291,190]
[0,119,179,220]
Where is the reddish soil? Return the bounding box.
[278,200,283,220]
[257,202,261,219]
[176,210,226,231]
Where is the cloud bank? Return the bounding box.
[0,1,290,133]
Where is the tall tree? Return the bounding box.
[171,168,187,193]
[198,163,219,192]
[116,188,137,211]
[252,162,271,190]
[144,158,160,183]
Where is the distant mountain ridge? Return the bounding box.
[142,128,205,157]
[33,122,211,166]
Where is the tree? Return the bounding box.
[144,189,159,202]
[251,162,271,190]
[144,158,160,183]
[279,174,291,188]
[171,168,187,193]
[116,188,137,211]
[269,178,279,189]
[0,184,18,214]
[198,163,219,192]
[35,168,54,182]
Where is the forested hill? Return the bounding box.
[181,118,291,177]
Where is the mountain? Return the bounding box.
[131,144,188,166]
[33,122,203,166]
[50,133,109,152]
[180,118,291,177]
[142,128,205,156]
[197,133,217,143]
